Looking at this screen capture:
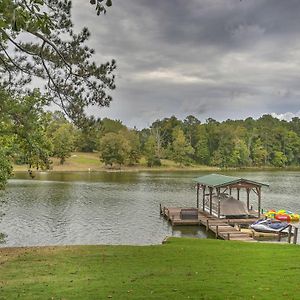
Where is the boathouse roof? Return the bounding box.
[193,173,269,188]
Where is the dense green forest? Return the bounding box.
[70,112,300,169]
[2,88,300,189]
[47,111,300,170]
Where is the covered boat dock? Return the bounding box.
[194,173,269,218]
[161,173,271,242]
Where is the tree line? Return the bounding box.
[80,113,300,169]
[2,87,300,190]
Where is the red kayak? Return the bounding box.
[275,214,291,221]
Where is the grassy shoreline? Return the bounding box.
[12,152,219,173]
[1,238,300,299]
[12,152,300,173]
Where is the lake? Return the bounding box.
[1,170,300,247]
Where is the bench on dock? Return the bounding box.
[180,208,199,220]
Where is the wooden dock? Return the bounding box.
[161,174,300,244]
[161,205,299,244]
[161,206,258,242]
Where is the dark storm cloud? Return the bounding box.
[72,0,300,128]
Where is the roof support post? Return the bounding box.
[258,186,261,218]
[196,183,200,208]
[229,188,232,196]
[202,186,206,212]
[209,187,213,215]
[237,188,240,201]
[246,188,250,210]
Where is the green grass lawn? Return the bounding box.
[1,238,300,299]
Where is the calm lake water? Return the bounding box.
[1,170,300,247]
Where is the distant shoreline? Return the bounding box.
[12,165,220,173]
[12,151,300,173]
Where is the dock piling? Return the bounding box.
[277,232,281,242]
[288,225,292,244]
[293,227,298,244]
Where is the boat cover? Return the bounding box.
[212,194,249,216]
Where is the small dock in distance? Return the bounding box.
[161,206,257,242]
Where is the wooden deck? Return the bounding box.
[161,206,300,244]
[161,206,257,242]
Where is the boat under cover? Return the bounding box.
[211,194,249,217]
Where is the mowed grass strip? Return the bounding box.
[1,238,300,299]
[13,152,219,172]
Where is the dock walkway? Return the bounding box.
[161,206,257,242]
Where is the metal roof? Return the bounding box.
[193,173,269,188]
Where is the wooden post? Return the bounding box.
[196,183,200,208]
[246,188,250,210]
[288,225,292,244]
[209,187,213,215]
[206,219,209,231]
[237,188,240,201]
[159,203,162,215]
[216,225,219,238]
[293,227,298,244]
[258,187,261,218]
[229,188,232,196]
[202,186,206,212]
[227,233,230,240]
[277,232,281,242]
[218,199,221,219]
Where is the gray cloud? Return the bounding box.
[72,0,300,128]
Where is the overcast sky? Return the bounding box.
[72,0,300,128]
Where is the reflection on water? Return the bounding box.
[172,225,215,239]
[0,170,300,247]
